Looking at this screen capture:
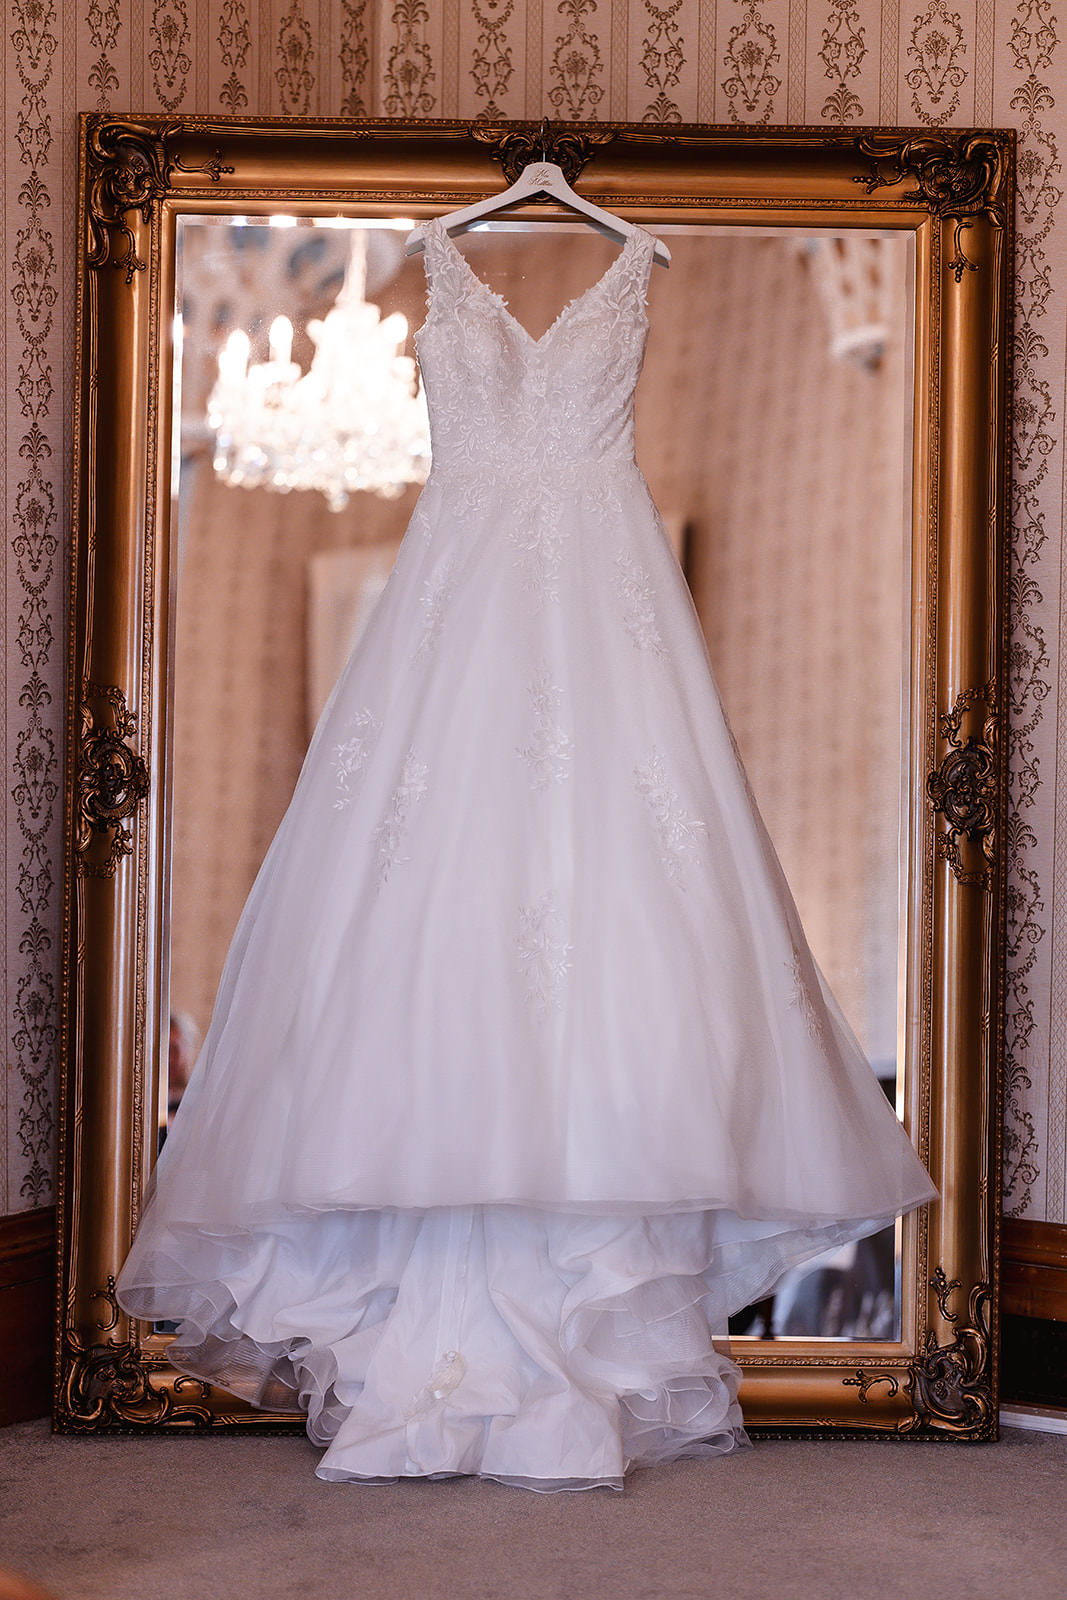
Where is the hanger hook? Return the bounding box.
[538,117,550,164]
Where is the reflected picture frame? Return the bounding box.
[58,116,1012,1438]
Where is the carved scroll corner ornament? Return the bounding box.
[926,680,998,890]
[85,117,233,284]
[471,116,615,188]
[852,132,1007,282]
[844,1268,995,1439]
[60,1278,213,1431]
[908,1270,995,1439]
[75,682,150,879]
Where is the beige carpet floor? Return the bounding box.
[1,1420,1064,1600]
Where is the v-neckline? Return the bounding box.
[433,219,641,350]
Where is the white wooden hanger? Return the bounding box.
[405,158,671,267]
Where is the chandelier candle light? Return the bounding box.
[208,229,432,510]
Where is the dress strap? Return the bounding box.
[414,216,660,318]
[413,217,468,317]
[597,226,658,321]
[627,227,659,296]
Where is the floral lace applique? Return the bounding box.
[508,493,567,604]
[582,470,626,526]
[415,555,459,660]
[376,751,429,885]
[406,497,433,543]
[787,953,829,1047]
[634,751,707,886]
[516,895,573,1012]
[614,555,666,656]
[517,668,573,789]
[333,709,382,809]
[406,1349,467,1420]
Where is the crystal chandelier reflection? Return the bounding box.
[207,231,431,511]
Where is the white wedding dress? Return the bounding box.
[117,218,936,1489]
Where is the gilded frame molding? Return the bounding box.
[58,116,1013,1439]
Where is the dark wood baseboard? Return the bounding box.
[0,1207,55,1427]
[1002,1218,1067,1322]
[1001,1218,1067,1408]
[1002,1313,1067,1407]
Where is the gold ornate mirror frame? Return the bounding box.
[58,116,1012,1440]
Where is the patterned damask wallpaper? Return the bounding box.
[2,0,1065,1223]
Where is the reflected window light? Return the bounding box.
[312,217,416,230]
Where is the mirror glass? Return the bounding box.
[164,214,915,1343]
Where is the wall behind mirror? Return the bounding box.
[167,216,914,1340]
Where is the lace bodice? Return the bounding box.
[413,218,657,486]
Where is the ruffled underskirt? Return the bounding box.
[117,1199,903,1489]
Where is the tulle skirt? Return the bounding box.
[117,462,936,1487]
